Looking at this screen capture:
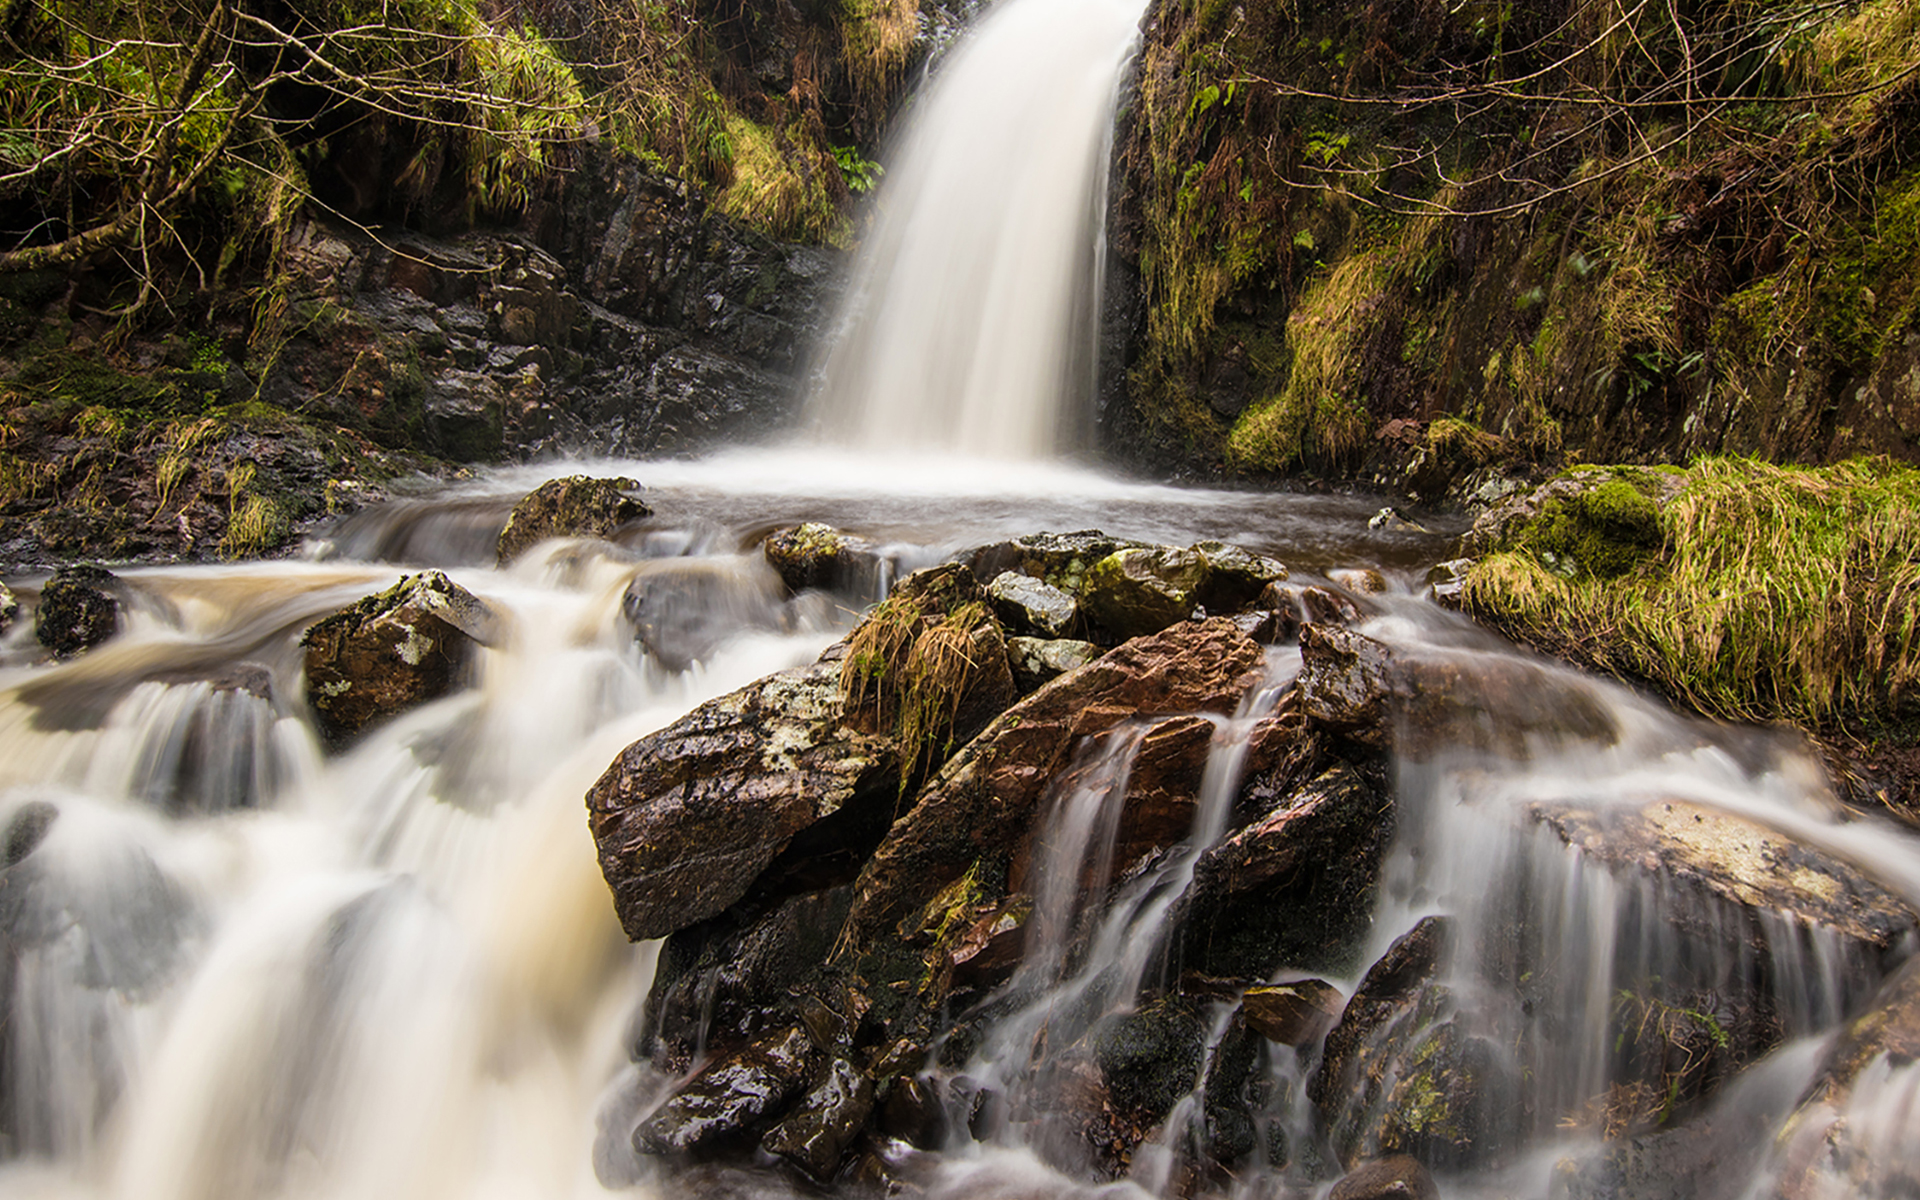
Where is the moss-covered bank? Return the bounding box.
[1106,0,1920,488]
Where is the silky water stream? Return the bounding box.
[3,456,1918,1200]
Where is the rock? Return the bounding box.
[763,1057,878,1180]
[1312,917,1453,1115]
[1192,540,1289,611]
[1229,609,1299,645]
[495,475,650,565]
[1426,558,1473,603]
[1312,918,1522,1169]
[1528,799,1918,960]
[300,572,500,745]
[1761,956,1920,1200]
[1005,636,1101,692]
[621,560,785,672]
[35,565,121,659]
[969,530,1146,596]
[0,582,16,634]
[987,571,1080,638]
[633,1025,817,1154]
[643,888,856,1074]
[842,618,1266,951]
[1464,467,1683,572]
[587,654,897,942]
[3,800,57,867]
[1178,760,1394,980]
[1329,1155,1440,1200]
[1329,567,1388,595]
[1297,624,1620,757]
[1088,996,1207,1117]
[764,523,886,598]
[1082,546,1208,639]
[1368,507,1431,534]
[1242,979,1345,1046]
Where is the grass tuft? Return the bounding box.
[1461,457,1920,731]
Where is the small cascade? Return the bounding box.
[946,659,1292,1175]
[809,0,1148,458]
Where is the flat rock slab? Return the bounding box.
[1529,799,1919,955]
[587,655,896,941]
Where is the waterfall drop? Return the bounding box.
[809,0,1146,458]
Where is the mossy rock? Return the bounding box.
[1082,545,1208,640]
[495,475,650,565]
[1468,467,1684,580]
[35,564,122,659]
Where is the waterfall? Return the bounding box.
[808,0,1147,459]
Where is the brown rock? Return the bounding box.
[633,1025,817,1154]
[587,654,898,942]
[1329,1155,1440,1200]
[842,618,1266,951]
[301,572,500,745]
[1242,979,1344,1046]
[495,474,649,565]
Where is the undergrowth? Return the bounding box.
[842,573,995,791]
[1460,457,1920,732]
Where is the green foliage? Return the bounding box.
[716,115,848,246]
[1461,457,1920,731]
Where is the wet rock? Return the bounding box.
[495,474,650,565]
[1192,540,1289,611]
[843,618,1265,951]
[763,1057,877,1180]
[643,888,857,1073]
[1242,979,1345,1046]
[1199,1013,1265,1167]
[1230,608,1298,645]
[1329,1155,1440,1200]
[1426,558,1473,603]
[1082,546,1207,640]
[969,530,1146,597]
[1368,507,1430,534]
[764,523,886,598]
[1179,759,1394,980]
[0,582,16,635]
[633,1025,817,1154]
[1314,918,1520,1170]
[1762,956,1920,1200]
[1312,917,1453,1115]
[621,560,785,672]
[1329,567,1389,595]
[1528,799,1919,959]
[35,565,121,659]
[300,572,500,745]
[1088,996,1207,1117]
[3,801,56,867]
[1297,625,1620,757]
[1006,636,1102,693]
[987,571,1080,639]
[588,654,897,942]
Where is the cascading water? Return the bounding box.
[808,0,1146,458]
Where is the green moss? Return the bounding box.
[1462,457,1920,732]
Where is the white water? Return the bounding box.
[808,0,1146,457]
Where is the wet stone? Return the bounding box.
[621,561,784,672]
[633,1025,817,1154]
[1082,546,1208,640]
[987,571,1079,638]
[300,572,500,746]
[762,1056,877,1180]
[35,565,121,660]
[495,474,650,565]
[1005,635,1101,692]
[1329,1154,1440,1200]
[764,522,885,598]
[1242,979,1344,1046]
[1193,539,1289,611]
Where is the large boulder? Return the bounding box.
[841,617,1267,952]
[632,1025,818,1154]
[35,565,122,659]
[586,652,898,942]
[495,475,650,565]
[300,572,500,745]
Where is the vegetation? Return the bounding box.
[1120,0,1920,481]
[1460,457,1920,733]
